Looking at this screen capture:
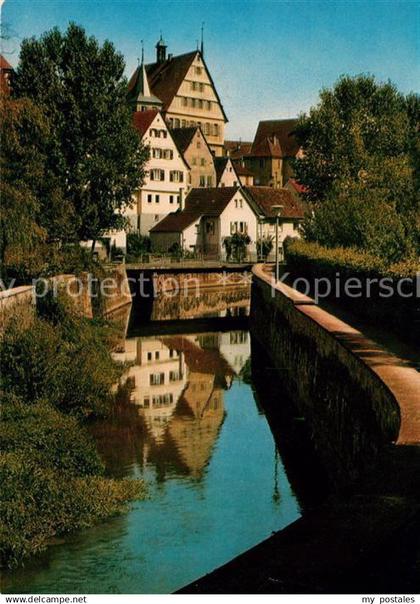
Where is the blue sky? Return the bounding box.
[2,0,419,139]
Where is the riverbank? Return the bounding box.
[0,291,144,570]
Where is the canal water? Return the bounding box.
[4,302,301,594]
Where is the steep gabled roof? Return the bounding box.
[151,187,244,233]
[224,140,252,159]
[144,51,197,111]
[232,160,254,177]
[0,54,12,70]
[170,126,199,154]
[129,50,228,122]
[243,186,305,219]
[127,63,163,107]
[250,118,300,158]
[150,209,203,233]
[132,109,159,138]
[213,157,230,184]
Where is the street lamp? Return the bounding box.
[272,205,283,282]
[258,215,265,262]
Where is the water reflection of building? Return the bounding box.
[150,285,250,321]
[115,337,187,442]
[113,331,250,480]
[219,330,250,374]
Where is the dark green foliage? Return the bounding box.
[223,233,251,262]
[293,75,419,263]
[256,236,274,260]
[285,239,418,279]
[0,302,145,569]
[1,396,103,476]
[13,23,148,245]
[1,298,122,418]
[1,446,143,568]
[126,233,152,260]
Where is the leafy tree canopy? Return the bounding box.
[293,75,419,262]
[13,23,148,243]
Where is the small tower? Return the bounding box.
[155,35,167,64]
[127,43,163,112]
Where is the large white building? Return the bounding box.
[127,38,228,156]
[149,185,305,259]
[128,110,190,235]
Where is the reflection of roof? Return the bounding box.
[162,336,235,378]
[250,119,300,158]
[132,110,159,137]
[244,186,305,219]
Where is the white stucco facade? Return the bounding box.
[126,112,190,235]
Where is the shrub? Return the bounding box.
[285,239,418,279]
[0,450,144,568]
[1,296,123,418]
[0,397,103,476]
[126,233,151,260]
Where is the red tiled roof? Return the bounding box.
[250,119,300,158]
[244,186,305,219]
[287,178,308,194]
[150,210,202,233]
[0,55,12,70]
[224,140,253,159]
[151,187,241,233]
[132,110,159,137]
[232,160,254,177]
[184,186,240,216]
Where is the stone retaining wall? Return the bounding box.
[0,285,35,331]
[251,264,420,484]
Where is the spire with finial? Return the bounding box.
[200,22,205,57]
[141,39,144,65]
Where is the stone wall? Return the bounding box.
[0,285,35,331]
[251,264,420,485]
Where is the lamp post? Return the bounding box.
[258,215,264,261]
[272,205,283,282]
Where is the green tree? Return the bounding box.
[293,75,419,262]
[0,96,46,279]
[293,75,415,201]
[13,23,148,247]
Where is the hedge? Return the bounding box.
[284,239,419,343]
[285,240,419,280]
